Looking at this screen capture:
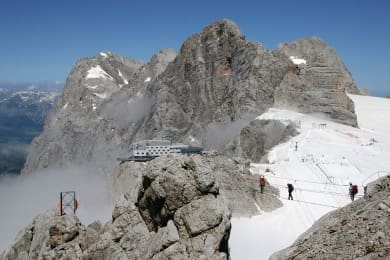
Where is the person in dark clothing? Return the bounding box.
[287,183,294,200]
[349,182,358,201]
[259,175,266,194]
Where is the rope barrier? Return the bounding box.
[278,197,340,209]
[271,183,353,197]
[252,173,359,187]
[244,179,365,198]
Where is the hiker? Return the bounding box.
[349,182,358,201]
[259,175,266,194]
[287,183,294,200]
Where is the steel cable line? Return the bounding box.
[244,179,364,198]
[251,173,359,187]
[271,183,355,197]
[220,191,342,209]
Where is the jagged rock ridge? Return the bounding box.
[274,38,358,125]
[23,19,359,174]
[22,49,177,174]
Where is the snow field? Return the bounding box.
[230,94,390,259]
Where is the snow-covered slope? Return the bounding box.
[230,94,390,260]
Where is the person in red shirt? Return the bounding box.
[259,175,266,194]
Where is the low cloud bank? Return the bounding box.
[101,93,153,129]
[202,116,255,151]
[0,166,115,253]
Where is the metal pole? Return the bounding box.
[60,192,63,216]
[74,193,76,213]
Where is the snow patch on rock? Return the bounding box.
[86,65,114,80]
[117,69,128,85]
[86,85,99,90]
[94,92,108,99]
[289,56,307,65]
[144,77,151,82]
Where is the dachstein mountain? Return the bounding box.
[23,19,360,174]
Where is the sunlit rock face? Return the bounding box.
[23,19,358,175]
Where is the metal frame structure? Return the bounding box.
[60,191,77,216]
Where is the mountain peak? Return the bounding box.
[202,19,244,41]
[23,19,359,174]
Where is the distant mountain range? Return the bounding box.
[0,85,60,174]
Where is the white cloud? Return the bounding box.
[0,166,115,253]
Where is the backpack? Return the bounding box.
[288,183,294,192]
[351,185,358,194]
[260,177,266,186]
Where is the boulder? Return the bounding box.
[225,119,298,162]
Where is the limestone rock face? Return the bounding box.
[270,175,390,259]
[111,154,282,218]
[22,49,177,174]
[22,19,358,176]
[275,37,359,94]
[225,119,298,162]
[274,38,358,126]
[1,209,84,260]
[140,19,290,145]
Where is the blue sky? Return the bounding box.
[0,0,389,96]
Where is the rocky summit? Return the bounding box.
[270,175,390,259]
[23,19,360,174]
[22,49,177,174]
[1,154,281,259]
[274,38,358,126]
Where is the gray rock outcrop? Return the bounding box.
[274,38,358,126]
[0,209,84,260]
[225,119,298,162]
[111,154,282,218]
[4,154,282,259]
[138,19,290,145]
[270,175,390,259]
[3,154,282,259]
[22,49,177,174]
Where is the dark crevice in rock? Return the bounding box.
[30,226,34,242]
[137,175,174,232]
[112,237,121,243]
[219,224,231,256]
